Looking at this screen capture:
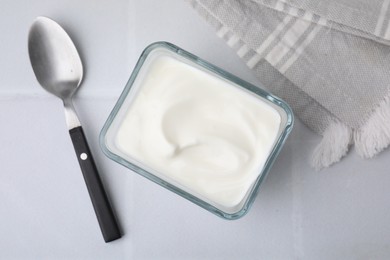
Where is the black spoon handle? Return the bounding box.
[69,126,121,243]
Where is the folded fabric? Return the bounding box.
[186,0,390,169]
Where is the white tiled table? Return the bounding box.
[1,1,390,259]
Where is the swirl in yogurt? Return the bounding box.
[114,54,281,212]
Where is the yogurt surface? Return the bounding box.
[113,51,281,212]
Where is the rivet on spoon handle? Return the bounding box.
[69,126,121,242]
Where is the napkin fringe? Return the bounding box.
[312,94,390,170]
[354,94,390,158]
[311,121,352,170]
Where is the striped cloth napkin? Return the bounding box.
[187,0,390,169]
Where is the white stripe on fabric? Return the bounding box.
[275,1,284,11]
[247,54,262,69]
[303,12,314,21]
[375,0,390,36]
[256,15,293,56]
[278,1,329,27]
[317,17,327,26]
[279,25,322,73]
[217,26,229,38]
[227,35,240,47]
[247,15,293,68]
[275,1,301,18]
[265,16,312,66]
[288,6,299,17]
[384,20,390,39]
[237,44,250,58]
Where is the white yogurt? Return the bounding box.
[113,51,281,212]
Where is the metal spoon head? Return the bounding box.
[28,16,83,100]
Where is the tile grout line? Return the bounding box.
[0,90,121,100]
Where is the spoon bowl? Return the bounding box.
[29,17,83,100]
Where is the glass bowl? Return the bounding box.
[100,42,294,220]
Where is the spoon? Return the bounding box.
[28,16,121,243]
